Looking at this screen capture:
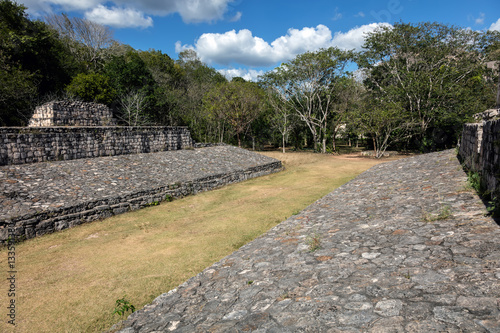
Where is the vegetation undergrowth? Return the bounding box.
[305,231,322,252]
[466,170,482,193]
[422,204,452,222]
[463,167,500,218]
[113,296,136,317]
[0,151,400,333]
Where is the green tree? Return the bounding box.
[204,81,265,147]
[66,72,115,104]
[481,31,500,108]
[328,76,361,152]
[118,90,151,126]
[349,92,413,158]
[139,49,185,125]
[0,0,75,125]
[359,22,498,150]
[0,52,36,126]
[104,51,155,97]
[262,86,297,153]
[104,50,158,123]
[175,50,227,142]
[261,47,353,153]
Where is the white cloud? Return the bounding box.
[174,0,232,23]
[184,29,276,66]
[356,11,365,18]
[489,18,500,31]
[179,23,389,67]
[332,23,391,51]
[85,5,153,28]
[475,13,485,25]
[175,41,192,54]
[271,25,334,59]
[24,0,234,27]
[23,0,101,14]
[230,11,242,22]
[332,7,342,21]
[218,68,265,82]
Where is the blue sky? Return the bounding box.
[22,0,500,81]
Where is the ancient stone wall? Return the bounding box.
[459,116,500,197]
[28,101,117,127]
[0,127,194,165]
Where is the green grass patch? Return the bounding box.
[422,204,452,222]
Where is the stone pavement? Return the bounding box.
[111,150,500,333]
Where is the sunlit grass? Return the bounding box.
[0,151,398,332]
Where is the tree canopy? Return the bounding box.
[0,0,75,125]
[1,0,499,155]
[357,22,499,154]
[203,80,265,147]
[261,47,354,153]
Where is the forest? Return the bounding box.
[1,0,499,157]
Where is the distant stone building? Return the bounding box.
[28,101,117,127]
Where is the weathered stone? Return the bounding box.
[361,252,381,259]
[0,126,194,166]
[222,310,248,321]
[374,300,404,317]
[473,108,500,121]
[459,116,500,199]
[107,150,500,332]
[368,316,405,333]
[456,296,498,316]
[0,146,283,243]
[28,101,117,127]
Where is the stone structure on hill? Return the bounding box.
[28,101,117,127]
[1,101,195,165]
[0,100,284,243]
[473,108,500,122]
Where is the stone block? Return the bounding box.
[55,221,69,231]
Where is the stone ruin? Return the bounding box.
[28,100,117,127]
[2,100,195,166]
[473,108,500,122]
[459,107,500,200]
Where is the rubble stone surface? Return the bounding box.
[0,145,282,243]
[110,150,500,332]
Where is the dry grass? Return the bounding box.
[0,151,398,332]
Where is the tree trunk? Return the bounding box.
[237,132,241,147]
[282,135,286,154]
[373,136,377,157]
[322,137,327,154]
[332,135,336,152]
